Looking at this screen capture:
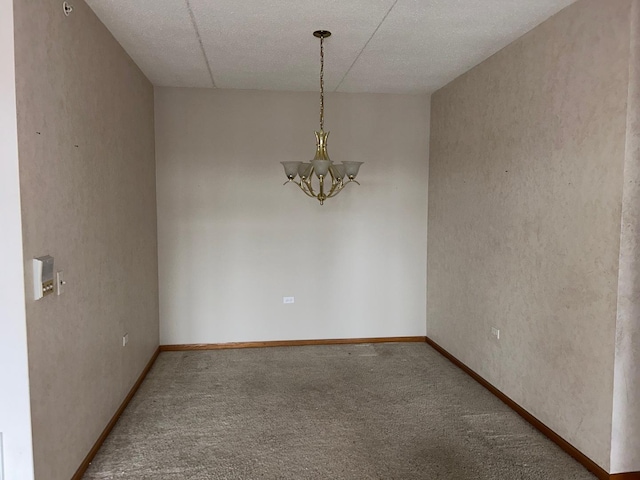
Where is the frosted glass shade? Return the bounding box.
[330,164,346,180]
[298,163,313,179]
[312,159,331,177]
[342,161,364,179]
[281,161,302,179]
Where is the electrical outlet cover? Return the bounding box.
[56,271,65,295]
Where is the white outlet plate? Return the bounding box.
[283,296,294,304]
[491,327,500,340]
[122,333,129,347]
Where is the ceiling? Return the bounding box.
[85,0,576,94]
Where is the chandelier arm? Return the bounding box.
[306,178,317,197]
[300,178,317,198]
[327,182,346,198]
[325,167,343,198]
[299,180,310,193]
[325,176,341,197]
[283,179,302,186]
[297,182,316,198]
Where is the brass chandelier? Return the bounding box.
[280,30,363,205]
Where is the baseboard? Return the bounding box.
[424,337,612,480]
[160,336,427,351]
[71,338,638,480]
[71,346,160,480]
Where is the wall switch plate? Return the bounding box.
[56,271,65,295]
[283,296,295,304]
[491,327,500,340]
[122,333,129,347]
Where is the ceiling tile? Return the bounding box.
[86,0,213,87]
[86,0,578,93]
[188,0,396,91]
[338,0,577,93]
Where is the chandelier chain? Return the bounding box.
[320,35,324,131]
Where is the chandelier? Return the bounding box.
[280,30,363,205]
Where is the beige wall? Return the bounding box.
[428,0,632,471]
[13,1,159,479]
[155,88,429,345]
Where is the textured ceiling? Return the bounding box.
[85,0,577,94]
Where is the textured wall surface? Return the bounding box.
[155,88,429,345]
[13,1,159,479]
[611,0,640,474]
[0,0,34,477]
[428,0,631,471]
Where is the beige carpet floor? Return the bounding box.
[83,343,597,479]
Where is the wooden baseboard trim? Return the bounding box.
[424,336,611,480]
[160,336,427,351]
[71,346,160,480]
[68,337,638,479]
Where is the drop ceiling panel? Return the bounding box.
[338,0,577,93]
[86,0,578,93]
[86,0,213,87]
[188,0,396,91]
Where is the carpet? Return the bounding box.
[83,343,597,479]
